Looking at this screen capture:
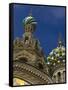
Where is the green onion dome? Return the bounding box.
[47,43,65,66]
[23,16,37,26]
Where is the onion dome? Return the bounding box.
[47,36,65,66]
[22,10,37,33]
[23,15,37,27]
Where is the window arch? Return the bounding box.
[19,57,28,63]
[38,63,43,69]
[57,72,61,83]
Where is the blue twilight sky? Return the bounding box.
[13,4,66,56]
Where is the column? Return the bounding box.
[55,74,58,83]
[53,75,56,83]
[61,72,64,83]
[63,71,65,82]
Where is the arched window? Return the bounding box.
[25,24,32,32]
[38,63,43,69]
[57,72,61,83]
[19,57,28,63]
[25,36,29,42]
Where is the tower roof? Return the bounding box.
[23,10,37,26]
[47,34,65,66]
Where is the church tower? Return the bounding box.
[47,34,66,83]
[13,11,53,86]
[22,11,37,48]
[13,11,49,74]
